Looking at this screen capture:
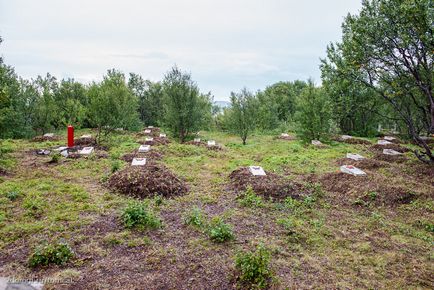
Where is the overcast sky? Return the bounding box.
[0,0,361,101]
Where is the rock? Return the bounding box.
[340,165,366,176]
[346,153,365,161]
[311,140,323,146]
[377,140,392,145]
[79,147,94,155]
[383,149,402,156]
[341,135,353,140]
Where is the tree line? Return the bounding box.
[0,0,432,163]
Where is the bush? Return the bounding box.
[121,201,161,230]
[208,216,234,243]
[235,243,272,289]
[111,160,121,173]
[183,206,204,228]
[6,191,19,201]
[29,241,74,268]
[50,153,61,163]
[238,186,263,208]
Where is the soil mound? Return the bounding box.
[74,137,97,146]
[228,167,312,200]
[31,135,61,142]
[108,164,188,198]
[336,158,385,169]
[137,127,161,137]
[140,137,170,146]
[342,138,372,145]
[370,143,410,153]
[185,141,223,151]
[373,152,407,163]
[120,151,163,162]
[278,135,296,141]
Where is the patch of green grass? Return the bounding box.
[208,216,234,243]
[29,240,74,268]
[238,186,264,208]
[183,206,204,228]
[121,201,161,230]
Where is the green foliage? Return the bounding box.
[238,186,263,208]
[235,243,272,289]
[183,206,204,228]
[294,80,332,142]
[6,191,19,201]
[28,241,74,267]
[227,88,257,145]
[162,66,212,142]
[111,160,121,173]
[50,153,61,163]
[208,216,234,243]
[121,201,161,230]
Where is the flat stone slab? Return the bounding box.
[144,129,151,134]
[79,147,94,155]
[147,126,154,129]
[384,136,396,141]
[145,137,154,142]
[36,149,51,155]
[383,149,402,155]
[60,150,69,157]
[159,133,166,138]
[132,157,147,166]
[281,133,289,137]
[311,140,323,146]
[207,140,216,146]
[377,140,392,145]
[54,146,68,152]
[138,144,150,153]
[43,133,54,137]
[346,153,365,161]
[341,135,352,140]
[81,134,92,139]
[249,166,266,176]
[194,138,201,143]
[340,165,366,176]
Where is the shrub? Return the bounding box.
[183,206,204,228]
[235,244,272,289]
[111,160,121,173]
[6,191,19,201]
[121,201,161,230]
[238,186,263,208]
[29,241,74,268]
[208,216,234,243]
[50,153,61,163]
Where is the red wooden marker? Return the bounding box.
[67,125,74,147]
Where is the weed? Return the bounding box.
[6,191,19,201]
[28,241,74,267]
[235,243,272,289]
[111,160,121,173]
[208,216,234,243]
[153,195,164,206]
[238,186,264,208]
[121,201,161,230]
[50,153,61,163]
[23,194,46,217]
[183,206,204,228]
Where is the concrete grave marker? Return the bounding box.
[346,153,365,161]
[159,133,166,138]
[377,140,392,145]
[281,133,289,137]
[145,137,154,142]
[383,149,402,156]
[249,166,266,176]
[60,150,69,157]
[384,136,396,141]
[144,129,151,134]
[207,140,216,146]
[341,135,352,140]
[79,147,94,155]
[311,140,323,146]
[132,157,147,166]
[194,138,201,143]
[37,149,51,155]
[139,144,150,153]
[340,165,366,176]
[81,134,92,139]
[43,133,54,137]
[148,126,154,129]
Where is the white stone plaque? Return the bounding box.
[194,138,201,143]
[144,129,151,134]
[346,153,365,161]
[139,144,150,153]
[60,150,69,157]
[132,157,147,166]
[81,134,92,139]
[384,136,396,141]
[377,140,392,145]
[148,126,154,129]
[43,133,54,137]
[341,135,352,140]
[145,137,154,142]
[159,133,166,138]
[249,166,266,176]
[79,147,94,155]
[207,140,216,146]
[311,140,322,146]
[281,133,289,137]
[383,149,402,156]
[340,165,366,176]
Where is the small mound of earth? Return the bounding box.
[31,135,61,142]
[370,143,410,153]
[74,137,97,146]
[120,151,163,162]
[278,135,296,141]
[140,137,170,146]
[317,172,417,207]
[336,158,386,170]
[137,127,161,137]
[228,167,312,201]
[185,141,223,151]
[342,138,372,145]
[373,152,407,163]
[108,164,188,198]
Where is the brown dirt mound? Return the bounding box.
[370,143,410,153]
[120,151,163,163]
[31,135,61,142]
[137,127,161,137]
[140,137,170,146]
[108,164,188,198]
[278,135,296,141]
[373,153,407,163]
[74,137,97,146]
[336,158,386,170]
[185,141,223,151]
[317,172,416,207]
[228,167,312,200]
[343,138,372,145]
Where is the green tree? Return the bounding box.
[322,0,433,163]
[162,66,212,142]
[228,88,257,145]
[294,80,332,141]
[55,79,87,128]
[88,69,140,142]
[32,74,59,134]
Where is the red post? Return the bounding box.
[67,125,74,147]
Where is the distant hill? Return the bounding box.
[214,101,231,109]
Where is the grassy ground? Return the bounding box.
[0,130,433,289]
